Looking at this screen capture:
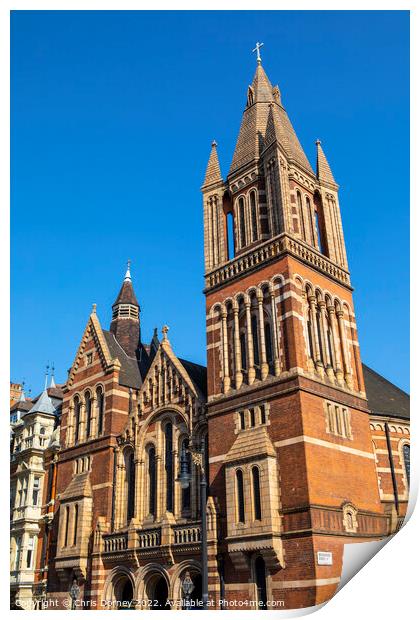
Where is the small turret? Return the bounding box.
[110,261,141,358]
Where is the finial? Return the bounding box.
[44,363,50,390]
[50,363,56,388]
[124,259,132,282]
[162,325,169,341]
[252,41,264,64]
[92,303,97,314]
[315,138,322,146]
[211,140,218,148]
[19,380,26,402]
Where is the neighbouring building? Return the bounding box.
[10,378,63,609]
[15,52,409,611]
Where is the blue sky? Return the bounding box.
[11,10,409,395]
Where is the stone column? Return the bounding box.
[221,308,231,393]
[270,288,281,376]
[328,305,344,385]
[303,292,315,373]
[337,310,353,388]
[257,290,269,380]
[134,457,143,521]
[79,403,86,443]
[66,405,74,447]
[90,396,97,439]
[308,295,324,376]
[245,297,255,385]
[319,301,334,381]
[233,301,243,389]
[155,454,163,520]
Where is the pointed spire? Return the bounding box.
[203,140,223,187]
[50,363,56,388]
[316,139,337,186]
[28,372,56,416]
[19,382,26,402]
[113,262,139,307]
[249,63,273,104]
[44,363,49,390]
[124,259,132,282]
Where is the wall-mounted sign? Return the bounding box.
[317,551,333,565]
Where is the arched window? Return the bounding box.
[73,504,78,546]
[239,411,245,430]
[306,197,315,245]
[264,323,273,364]
[240,332,247,370]
[164,423,173,512]
[346,511,354,531]
[251,314,260,365]
[238,197,246,248]
[335,406,343,436]
[226,211,235,259]
[250,191,258,242]
[73,397,81,444]
[125,449,135,523]
[403,444,410,486]
[148,446,156,517]
[64,505,70,547]
[255,556,268,608]
[181,438,191,511]
[96,387,104,436]
[236,469,245,523]
[250,408,255,427]
[252,467,262,520]
[316,307,325,363]
[296,191,306,241]
[85,392,92,439]
[313,191,328,256]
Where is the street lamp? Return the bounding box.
[181,571,194,610]
[69,578,80,610]
[176,440,208,610]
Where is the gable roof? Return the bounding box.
[102,330,143,389]
[179,358,207,398]
[363,364,409,420]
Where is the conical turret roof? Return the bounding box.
[112,262,139,308]
[28,388,55,416]
[316,139,337,185]
[203,141,223,187]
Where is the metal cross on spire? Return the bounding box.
[252,41,264,64]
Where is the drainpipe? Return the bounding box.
[385,422,399,516]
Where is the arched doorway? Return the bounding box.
[255,556,268,609]
[149,576,169,610]
[114,576,134,609]
[190,573,203,609]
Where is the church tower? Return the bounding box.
[202,48,385,608]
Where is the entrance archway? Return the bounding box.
[148,575,169,610]
[114,576,134,609]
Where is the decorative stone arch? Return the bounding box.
[137,405,189,453]
[102,566,136,605]
[342,502,358,533]
[134,563,171,609]
[245,284,259,298]
[169,559,202,607]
